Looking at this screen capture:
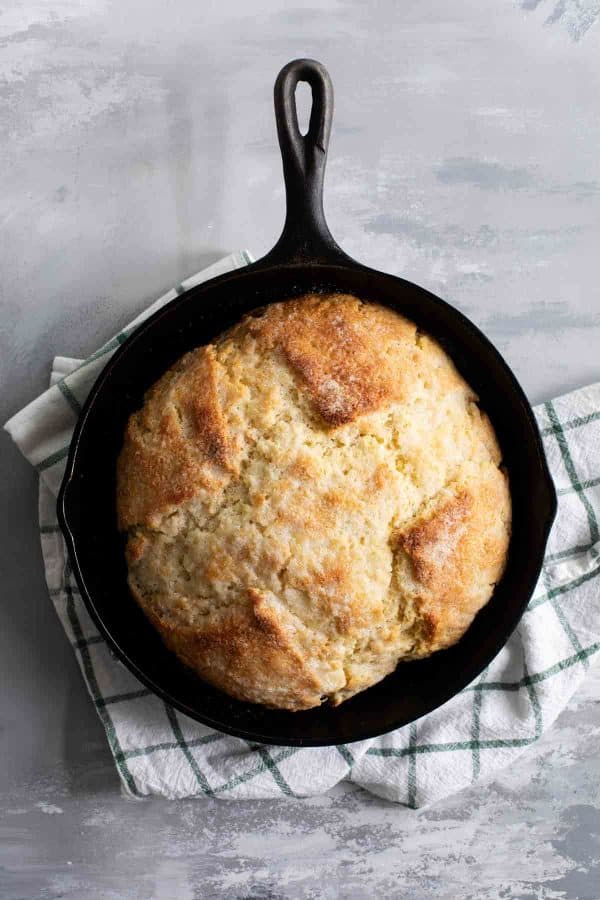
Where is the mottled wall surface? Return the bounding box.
[1,1,599,898]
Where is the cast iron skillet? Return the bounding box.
[58,59,556,746]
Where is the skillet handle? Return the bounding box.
[261,59,347,266]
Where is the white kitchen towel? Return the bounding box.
[5,251,600,806]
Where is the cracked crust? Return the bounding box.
[136,586,331,710]
[117,345,239,531]
[247,295,416,425]
[117,293,511,710]
[393,479,511,654]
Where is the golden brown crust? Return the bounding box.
[137,585,326,710]
[117,346,235,530]
[394,472,511,654]
[117,292,512,710]
[397,490,473,587]
[243,294,417,426]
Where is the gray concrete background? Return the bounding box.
[1,1,600,897]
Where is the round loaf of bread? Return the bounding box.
[117,294,511,710]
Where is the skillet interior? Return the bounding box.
[59,259,556,746]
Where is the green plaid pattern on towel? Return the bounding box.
[6,252,600,806]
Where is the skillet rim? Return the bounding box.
[57,257,557,747]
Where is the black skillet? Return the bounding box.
[58,59,556,746]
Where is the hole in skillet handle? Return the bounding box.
[295,81,312,136]
[262,58,351,268]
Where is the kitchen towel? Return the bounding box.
[5,251,600,806]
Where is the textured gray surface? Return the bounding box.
[1,1,600,897]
